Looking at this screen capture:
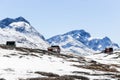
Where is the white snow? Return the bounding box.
[9,22,30,30]
[0,48,119,80]
[0,48,80,79]
[86,53,120,65]
[55,35,94,56]
[0,21,49,49]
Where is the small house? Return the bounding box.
[103,47,113,53]
[47,45,61,53]
[6,41,16,47]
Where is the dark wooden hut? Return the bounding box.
[6,41,16,47]
[103,47,113,53]
[47,45,61,53]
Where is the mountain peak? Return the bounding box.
[63,29,91,45]
[47,29,119,53]
[0,17,30,28]
[0,18,14,28]
[103,36,111,41]
[15,16,30,24]
[64,29,91,38]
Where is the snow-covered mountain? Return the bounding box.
[47,30,94,55]
[88,36,119,51]
[0,17,119,55]
[0,17,49,49]
[47,30,119,54]
[0,17,120,80]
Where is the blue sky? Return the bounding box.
[0,0,120,45]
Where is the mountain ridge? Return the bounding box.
[0,17,119,54]
[47,30,119,53]
[0,16,30,28]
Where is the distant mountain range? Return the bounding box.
[0,17,119,55]
[47,30,119,54]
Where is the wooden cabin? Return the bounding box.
[103,47,113,53]
[47,45,61,53]
[6,41,16,47]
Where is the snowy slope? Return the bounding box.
[0,17,49,49]
[88,36,119,51]
[0,47,120,80]
[47,34,94,56]
[47,30,119,54]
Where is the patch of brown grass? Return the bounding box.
[23,75,89,80]
[73,63,118,72]
[34,72,59,77]
[86,63,118,72]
